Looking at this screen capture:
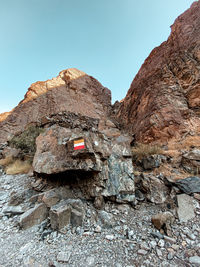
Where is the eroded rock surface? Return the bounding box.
[0,68,111,142]
[33,125,135,204]
[117,1,200,143]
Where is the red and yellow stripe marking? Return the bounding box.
[74,139,85,150]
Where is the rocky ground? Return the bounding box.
[0,171,199,267]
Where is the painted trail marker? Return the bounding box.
[74,139,85,150]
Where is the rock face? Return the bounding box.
[117,1,200,143]
[0,68,111,143]
[33,125,135,204]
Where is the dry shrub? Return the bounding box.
[132,143,163,161]
[0,156,14,167]
[5,159,31,175]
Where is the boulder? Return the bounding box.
[182,149,200,174]
[33,126,135,204]
[19,203,48,229]
[141,174,170,204]
[177,194,195,222]
[50,201,71,230]
[42,190,60,208]
[50,199,85,230]
[152,212,175,235]
[142,154,163,170]
[174,176,200,194]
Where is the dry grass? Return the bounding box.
[5,159,31,175]
[164,135,200,159]
[132,143,163,161]
[0,156,14,166]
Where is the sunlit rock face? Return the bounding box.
[117,1,200,143]
[0,68,111,143]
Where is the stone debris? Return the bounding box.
[175,176,200,194]
[177,194,195,222]
[19,203,48,229]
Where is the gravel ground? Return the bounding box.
[0,172,200,267]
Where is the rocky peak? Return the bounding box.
[0,68,112,143]
[117,1,200,143]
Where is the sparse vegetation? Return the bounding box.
[0,156,14,167]
[9,125,44,159]
[5,159,31,175]
[132,143,163,161]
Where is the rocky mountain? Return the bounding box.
[116,1,200,143]
[0,68,112,142]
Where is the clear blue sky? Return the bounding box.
[0,0,195,113]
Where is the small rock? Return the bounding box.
[151,211,174,234]
[189,256,200,265]
[156,248,162,257]
[151,231,164,239]
[98,211,115,228]
[137,249,148,256]
[86,256,95,266]
[167,252,174,260]
[3,205,24,215]
[42,190,60,208]
[105,235,115,241]
[94,225,102,233]
[158,239,165,248]
[57,247,72,263]
[164,235,176,244]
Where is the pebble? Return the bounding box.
[94,225,102,233]
[189,256,200,265]
[105,235,115,241]
[137,249,148,256]
[158,239,165,248]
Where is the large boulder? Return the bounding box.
[33,125,135,204]
[116,2,200,143]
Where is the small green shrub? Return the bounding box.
[9,125,44,158]
[132,143,163,161]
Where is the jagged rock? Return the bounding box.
[0,68,111,143]
[151,212,174,235]
[142,154,163,170]
[177,194,195,222]
[182,149,200,174]
[174,176,200,194]
[50,199,85,230]
[94,196,105,209]
[33,126,135,203]
[3,205,24,215]
[141,174,170,204]
[98,211,115,228]
[42,190,60,208]
[117,1,200,143]
[19,203,48,229]
[50,201,71,230]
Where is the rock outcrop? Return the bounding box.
[117,1,200,143]
[0,68,111,143]
[33,125,135,204]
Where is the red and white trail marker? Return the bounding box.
[74,139,85,150]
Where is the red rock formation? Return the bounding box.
[0,68,111,142]
[117,1,200,143]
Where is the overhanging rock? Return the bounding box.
[33,125,135,204]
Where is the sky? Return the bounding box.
[0,0,195,113]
